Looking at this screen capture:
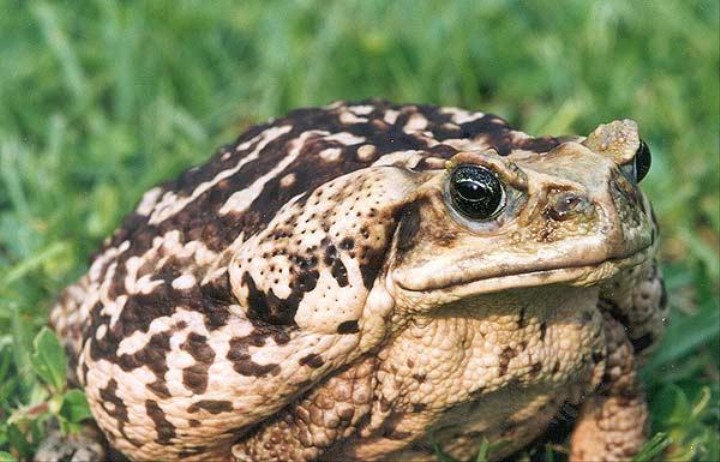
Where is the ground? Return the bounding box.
[0,1,717,460]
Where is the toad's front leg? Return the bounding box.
[231,355,378,462]
[569,313,648,462]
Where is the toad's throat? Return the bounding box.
[396,246,652,294]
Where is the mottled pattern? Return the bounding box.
[49,101,665,462]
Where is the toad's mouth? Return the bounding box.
[393,246,652,296]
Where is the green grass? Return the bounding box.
[1,0,718,460]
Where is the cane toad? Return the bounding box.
[50,101,667,461]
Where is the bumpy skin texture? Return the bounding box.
[50,101,667,461]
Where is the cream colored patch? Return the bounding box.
[172,273,197,290]
[441,137,495,151]
[148,125,292,225]
[384,109,399,125]
[280,173,296,188]
[349,105,374,115]
[293,264,365,333]
[339,110,367,124]
[319,147,342,162]
[324,132,366,145]
[403,113,428,133]
[136,187,163,216]
[95,324,107,340]
[441,107,485,124]
[371,150,424,169]
[219,130,326,215]
[357,144,378,162]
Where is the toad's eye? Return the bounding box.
[634,139,651,183]
[449,165,505,220]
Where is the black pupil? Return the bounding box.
[450,165,504,219]
[634,139,651,182]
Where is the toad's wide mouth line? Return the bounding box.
[396,246,652,294]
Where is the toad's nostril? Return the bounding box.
[547,192,591,221]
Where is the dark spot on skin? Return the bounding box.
[179,447,206,457]
[631,333,655,353]
[592,351,605,363]
[243,273,299,326]
[198,273,233,330]
[339,237,355,250]
[518,306,527,328]
[145,400,176,445]
[99,379,128,423]
[116,331,172,398]
[530,362,543,377]
[539,322,548,341]
[380,396,392,412]
[552,361,561,374]
[498,347,517,376]
[396,201,422,251]
[412,373,426,383]
[330,258,349,287]
[189,419,201,428]
[581,311,593,323]
[338,407,355,421]
[358,246,386,289]
[98,379,140,447]
[296,269,319,292]
[412,403,427,413]
[187,400,233,414]
[180,333,216,394]
[299,353,324,368]
[336,320,359,334]
[406,358,415,368]
[323,245,338,265]
[227,352,278,377]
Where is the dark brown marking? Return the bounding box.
[339,237,355,250]
[99,379,128,423]
[530,362,543,377]
[116,331,172,398]
[180,333,216,394]
[243,273,299,326]
[539,321,548,341]
[592,351,605,363]
[412,403,427,413]
[518,306,527,328]
[330,257,349,287]
[187,400,234,414]
[145,400,176,445]
[299,353,324,368]
[396,201,422,251]
[412,373,426,383]
[179,447,206,458]
[498,347,518,376]
[336,320,359,334]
